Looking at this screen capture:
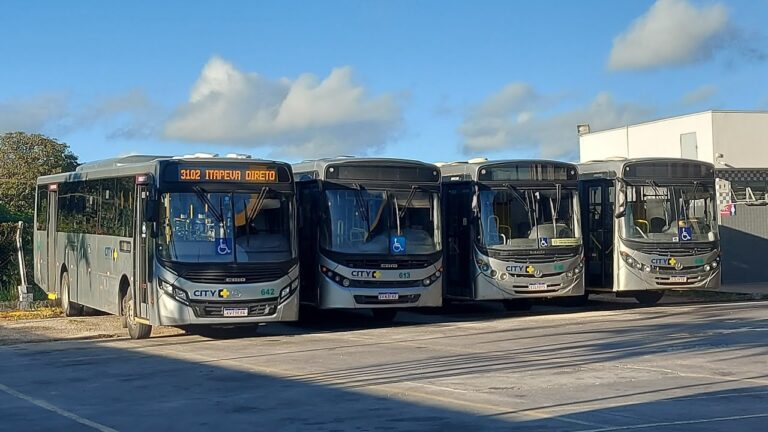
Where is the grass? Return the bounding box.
[0,307,62,321]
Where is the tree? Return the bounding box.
[0,132,79,217]
[0,132,79,300]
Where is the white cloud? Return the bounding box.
[680,84,718,106]
[459,86,653,159]
[608,0,730,71]
[0,94,69,133]
[164,57,402,158]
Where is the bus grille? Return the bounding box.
[182,268,285,284]
[634,245,716,256]
[353,294,421,305]
[190,300,278,318]
[341,259,433,269]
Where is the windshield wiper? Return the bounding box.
[504,184,534,228]
[193,186,224,224]
[351,183,372,241]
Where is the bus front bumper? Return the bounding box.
[155,289,299,326]
[316,277,443,309]
[474,273,585,300]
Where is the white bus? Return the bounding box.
[293,158,443,321]
[441,159,585,310]
[34,154,299,338]
[579,158,721,304]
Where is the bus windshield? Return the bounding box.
[157,190,293,263]
[477,186,580,250]
[321,187,441,255]
[621,182,717,243]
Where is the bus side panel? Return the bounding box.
[297,180,320,306]
[443,182,474,299]
[57,231,79,301]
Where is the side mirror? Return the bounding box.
[614,179,627,219]
[145,199,159,223]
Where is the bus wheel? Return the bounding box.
[633,290,664,305]
[60,272,83,317]
[502,299,533,311]
[122,289,152,340]
[371,308,398,322]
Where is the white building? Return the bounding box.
[578,110,768,286]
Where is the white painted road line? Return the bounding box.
[0,382,118,432]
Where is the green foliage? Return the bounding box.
[0,132,79,297]
[0,132,78,217]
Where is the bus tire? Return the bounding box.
[502,299,533,311]
[633,290,664,305]
[60,272,83,317]
[371,308,398,322]
[123,289,152,340]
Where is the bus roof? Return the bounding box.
[37,154,292,184]
[440,159,578,182]
[578,157,715,180]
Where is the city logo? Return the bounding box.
[505,264,526,273]
[350,270,383,279]
[526,265,536,274]
[650,257,683,270]
[219,289,230,299]
[192,288,241,299]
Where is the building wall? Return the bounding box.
[580,112,714,163]
[712,112,768,168]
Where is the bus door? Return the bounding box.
[297,181,321,305]
[47,188,58,295]
[443,183,474,298]
[133,181,151,322]
[581,180,614,289]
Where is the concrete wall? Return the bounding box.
[580,112,714,163]
[712,112,768,168]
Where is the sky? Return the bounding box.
[1,0,767,164]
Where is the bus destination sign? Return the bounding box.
[178,167,278,182]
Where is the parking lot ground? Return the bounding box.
[0,298,767,431]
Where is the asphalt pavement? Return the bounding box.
[0,299,767,431]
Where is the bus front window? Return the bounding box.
[323,189,390,254]
[233,191,293,262]
[391,190,441,254]
[158,192,234,263]
[622,183,717,242]
[158,190,294,263]
[477,187,580,250]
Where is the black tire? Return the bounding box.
[123,289,152,339]
[502,299,533,311]
[60,272,83,317]
[633,290,665,305]
[371,308,398,322]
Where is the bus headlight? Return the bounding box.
[158,278,189,305]
[643,265,651,273]
[704,264,712,272]
[279,279,299,304]
[565,270,574,278]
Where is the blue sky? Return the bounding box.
[1,0,766,164]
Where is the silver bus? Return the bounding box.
[293,158,443,321]
[34,154,299,339]
[579,158,721,304]
[441,159,585,310]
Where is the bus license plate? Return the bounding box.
[528,283,548,290]
[223,307,249,317]
[669,276,688,283]
[378,292,399,300]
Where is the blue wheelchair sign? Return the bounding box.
[678,227,693,242]
[215,238,232,255]
[391,236,407,255]
[539,237,550,248]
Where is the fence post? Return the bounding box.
[16,221,31,309]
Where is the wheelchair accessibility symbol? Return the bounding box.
[539,237,550,248]
[216,238,232,255]
[391,236,407,255]
[678,227,693,242]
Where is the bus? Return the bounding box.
[34,154,299,339]
[293,157,443,321]
[579,157,720,304]
[441,159,585,310]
